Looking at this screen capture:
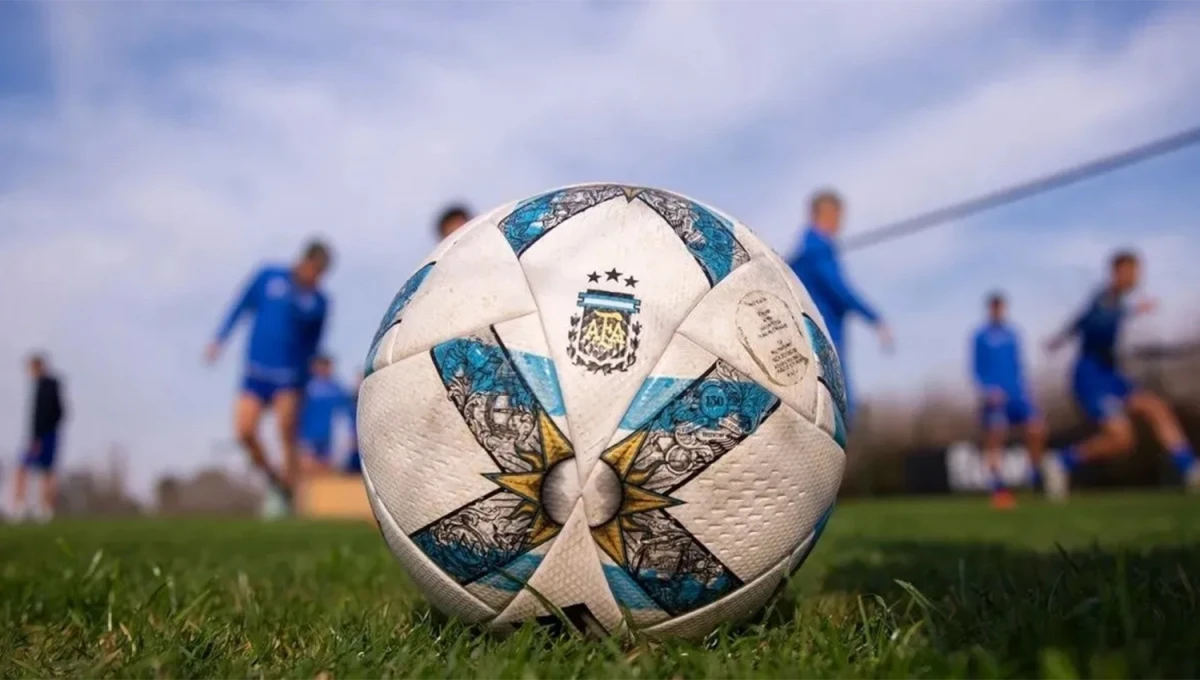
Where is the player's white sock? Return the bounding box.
[1041,454,1070,503]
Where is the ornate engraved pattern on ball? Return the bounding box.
[497,184,750,287]
[411,329,575,586]
[589,359,782,615]
[364,261,436,376]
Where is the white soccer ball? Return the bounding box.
[359,184,847,638]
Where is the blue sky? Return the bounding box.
[2,2,1199,496]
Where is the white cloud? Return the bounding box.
[1,2,1198,495]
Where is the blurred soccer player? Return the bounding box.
[788,190,892,421]
[13,354,66,521]
[1043,250,1198,500]
[299,355,353,474]
[206,240,332,513]
[971,292,1046,509]
[436,204,472,241]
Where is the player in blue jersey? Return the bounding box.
[13,354,67,521]
[971,292,1046,509]
[788,190,893,421]
[299,355,354,473]
[1043,250,1197,499]
[205,240,332,511]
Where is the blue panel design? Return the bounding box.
[803,315,848,419]
[475,552,545,592]
[494,184,750,287]
[813,504,835,541]
[415,329,574,585]
[832,404,848,448]
[621,511,739,615]
[410,492,536,584]
[636,189,750,286]
[364,262,435,376]
[628,361,780,494]
[509,351,566,417]
[618,376,692,431]
[602,564,661,611]
[498,185,625,255]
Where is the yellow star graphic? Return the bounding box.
[588,430,681,566]
[484,410,575,547]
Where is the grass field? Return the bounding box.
[2,493,1198,679]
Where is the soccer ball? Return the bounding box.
[359,184,847,638]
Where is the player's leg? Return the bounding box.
[300,439,334,476]
[38,472,57,521]
[1126,389,1198,491]
[272,388,303,491]
[12,461,30,520]
[1044,361,1135,501]
[34,432,59,520]
[234,382,282,486]
[1011,398,1046,489]
[983,423,1014,509]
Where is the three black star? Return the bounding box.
[605,268,621,282]
[587,272,600,283]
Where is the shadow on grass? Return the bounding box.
[812,539,1200,677]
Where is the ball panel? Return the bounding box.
[363,465,497,623]
[758,243,834,346]
[642,551,790,640]
[667,402,844,583]
[493,503,624,633]
[580,334,788,621]
[511,191,712,485]
[381,218,539,367]
[359,354,501,534]
[493,312,573,442]
[465,542,553,614]
[676,257,821,422]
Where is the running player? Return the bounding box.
[1042,250,1198,499]
[971,292,1046,509]
[205,240,332,512]
[13,354,66,521]
[299,355,354,474]
[436,204,472,240]
[788,190,892,421]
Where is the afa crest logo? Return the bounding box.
[567,268,642,374]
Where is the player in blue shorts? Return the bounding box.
[788,190,893,422]
[206,240,332,512]
[299,355,354,474]
[12,354,67,521]
[971,292,1046,509]
[1044,250,1198,500]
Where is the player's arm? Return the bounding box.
[971,333,1002,404]
[207,268,264,362]
[810,252,892,350]
[1045,308,1084,353]
[298,298,330,377]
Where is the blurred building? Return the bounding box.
[156,467,262,517]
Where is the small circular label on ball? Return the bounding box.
[735,291,809,386]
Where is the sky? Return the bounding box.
[2,2,1199,496]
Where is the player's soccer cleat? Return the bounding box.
[1041,456,1070,503]
[1185,463,1200,495]
[261,483,293,520]
[990,489,1016,510]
